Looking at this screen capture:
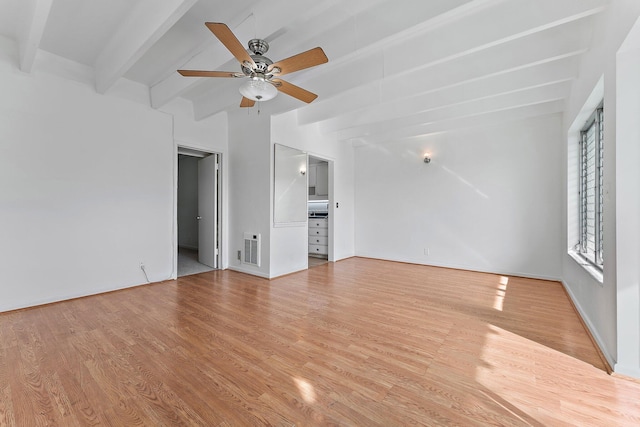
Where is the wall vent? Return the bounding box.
[243,233,260,267]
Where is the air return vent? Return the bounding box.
[243,233,260,267]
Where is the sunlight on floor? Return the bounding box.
[476,324,537,422]
[293,377,317,403]
[493,276,509,311]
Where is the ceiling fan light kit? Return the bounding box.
[177,22,328,108]
[239,77,278,101]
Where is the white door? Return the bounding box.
[198,154,218,268]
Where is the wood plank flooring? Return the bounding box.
[1,257,639,426]
[308,256,328,268]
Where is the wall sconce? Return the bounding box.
[423,153,431,164]
[300,168,306,175]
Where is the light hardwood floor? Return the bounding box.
[1,257,639,426]
[308,256,328,268]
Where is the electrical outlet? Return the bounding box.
[140,262,145,270]
[424,248,430,256]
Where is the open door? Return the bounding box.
[198,153,219,268]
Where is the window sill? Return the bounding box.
[568,250,604,284]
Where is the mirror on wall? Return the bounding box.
[274,143,307,225]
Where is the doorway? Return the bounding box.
[177,148,220,277]
[307,155,330,268]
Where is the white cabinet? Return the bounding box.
[309,217,328,257]
[309,244,328,255]
[309,235,328,245]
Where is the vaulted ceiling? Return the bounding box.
[0,0,607,144]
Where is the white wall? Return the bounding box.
[227,109,272,278]
[0,35,231,311]
[0,38,174,311]
[354,114,563,279]
[616,27,640,377]
[271,110,356,278]
[162,98,228,152]
[562,1,640,376]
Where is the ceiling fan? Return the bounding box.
[178,22,328,107]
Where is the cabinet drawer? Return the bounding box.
[309,244,328,255]
[308,218,328,229]
[309,236,328,245]
[309,227,328,237]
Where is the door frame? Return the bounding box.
[307,154,335,263]
[174,145,222,278]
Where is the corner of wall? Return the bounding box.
[561,280,616,370]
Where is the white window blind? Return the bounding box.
[579,105,604,268]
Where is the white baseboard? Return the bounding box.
[0,279,159,314]
[354,253,562,282]
[561,280,616,369]
[227,265,270,279]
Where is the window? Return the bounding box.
[578,103,604,268]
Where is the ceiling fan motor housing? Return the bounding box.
[241,39,274,76]
[243,55,273,75]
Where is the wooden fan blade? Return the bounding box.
[178,70,237,77]
[269,47,328,77]
[272,79,318,103]
[240,97,255,108]
[205,22,255,67]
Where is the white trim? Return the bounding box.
[567,250,604,284]
[562,280,616,369]
[227,265,270,279]
[353,254,563,282]
[175,144,223,278]
[177,146,210,157]
[0,279,164,314]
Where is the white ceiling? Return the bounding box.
[0,0,608,144]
